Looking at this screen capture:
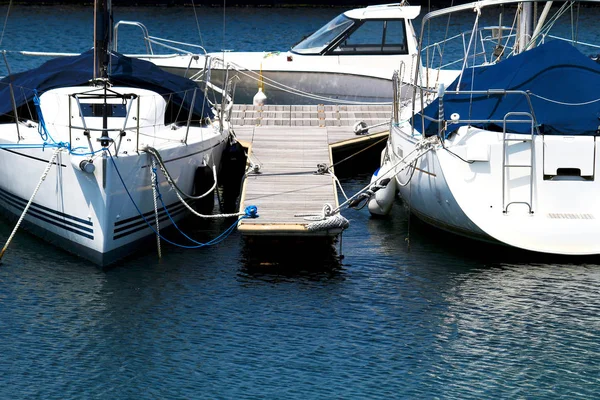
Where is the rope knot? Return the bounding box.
[244,205,259,219]
[316,163,329,174]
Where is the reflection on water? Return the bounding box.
[240,236,344,281]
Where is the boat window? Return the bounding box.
[291,14,354,54]
[79,103,128,118]
[331,20,408,55]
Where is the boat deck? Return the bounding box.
[233,104,391,238]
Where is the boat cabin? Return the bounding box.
[291,4,420,56]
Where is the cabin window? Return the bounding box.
[291,14,354,54]
[332,20,408,55]
[79,103,128,118]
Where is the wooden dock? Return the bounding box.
[233,104,391,237]
[230,104,391,127]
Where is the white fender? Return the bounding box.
[368,164,397,216]
[253,88,267,106]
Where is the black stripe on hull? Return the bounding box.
[113,199,196,240]
[0,187,94,239]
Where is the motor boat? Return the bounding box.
[133,3,422,105]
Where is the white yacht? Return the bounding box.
[369,0,600,255]
[0,0,234,265]
[137,3,422,105]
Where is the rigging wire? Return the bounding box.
[191,0,205,49]
[222,0,226,55]
[0,0,12,48]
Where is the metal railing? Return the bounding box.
[113,20,208,56]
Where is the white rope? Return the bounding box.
[296,203,334,221]
[150,153,245,219]
[0,147,62,261]
[145,146,216,200]
[332,136,438,215]
[329,171,349,201]
[307,214,349,232]
[295,204,349,232]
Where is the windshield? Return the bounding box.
[291,14,354,54]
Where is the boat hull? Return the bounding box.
[390,131,491,242]
[160,65,403,105]
[386,124,600,255]
[146,51,419,105]
[0,140,227,266]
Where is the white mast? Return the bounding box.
[518,1,534,53]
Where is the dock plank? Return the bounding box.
[234,104,391,237]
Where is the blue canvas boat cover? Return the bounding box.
[0,49,213,120]
[418,40,600,136]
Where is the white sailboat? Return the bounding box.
[130,3,422,105]
[370,0,600,255]
[0,0,234,265]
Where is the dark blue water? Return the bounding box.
[1,5,600,399]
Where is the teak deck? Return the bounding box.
[233,104,391,237]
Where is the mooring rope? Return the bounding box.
[151,159,162,259]
[0,147,62,262]
[108,149,258,250]
[331,136,438,215]
[145,146,217,200]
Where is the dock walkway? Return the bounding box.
[230,104,390,127]
[232,104,391,237]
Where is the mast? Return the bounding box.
[93,0,113,147]
[518,1,534,53]
[93,0,112,80]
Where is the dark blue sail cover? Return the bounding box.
[0,49,213,120]
[419,40,600,136]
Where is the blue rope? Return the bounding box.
[152,168,258,247]
[31,90,105,157]
[33,90,51,143]
[109,149,257,249]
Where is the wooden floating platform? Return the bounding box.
[230,104,391,127]
[233,104,391,238]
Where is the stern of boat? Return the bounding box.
[438,129,600,255]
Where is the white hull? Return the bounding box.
[386,123,600,255]
[371,0,600,256]
[0,83,230,266]
[390,130,489,241]
[207,68,398,105]
[150,54,412,105]
[0,136,227,265]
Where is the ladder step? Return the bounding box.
[504,164,532,168]
[504,138,533,142]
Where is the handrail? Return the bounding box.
[113,20,208,56]
[412,0,600,133]
[113,20,153,54]
[441,89,540,135]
